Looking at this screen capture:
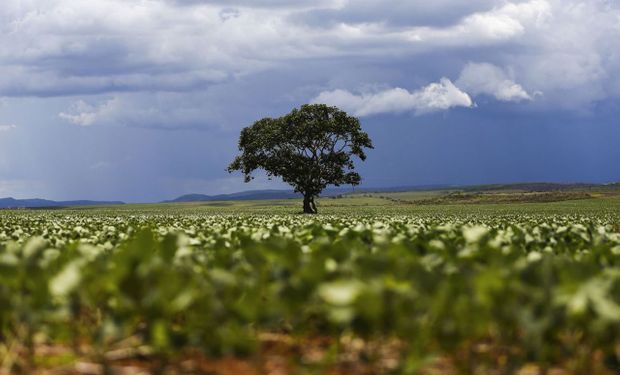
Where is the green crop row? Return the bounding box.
[0,212,619,373]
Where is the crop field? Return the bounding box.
[1,196,620,374]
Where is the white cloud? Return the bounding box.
[313,78,473,117]
[0,124,17,131]
[59,99,118,126]
[456,62,533,102]
[58,93,223,129]
[512,0,619,109]
[405,0,551,46]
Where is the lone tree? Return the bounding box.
[228,104,373,214]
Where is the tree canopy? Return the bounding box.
[228,104,373,213]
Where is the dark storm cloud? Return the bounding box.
[166,0,330,8]
[290,0,498,28]
[0,68,229,98]
[2,0,618,112]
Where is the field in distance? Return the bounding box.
[71,182,620,215]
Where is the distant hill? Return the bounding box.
[165,190,303,203]
[0,197,125,209]
[461,182,618,192]
[164,185,454,203]
[165,182,620,204]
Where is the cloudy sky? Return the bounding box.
[0,0,619,202]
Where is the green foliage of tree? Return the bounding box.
[228,104,373,213]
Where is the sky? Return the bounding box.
[0,0,619,202]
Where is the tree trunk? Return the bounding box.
[303,194,317,214]
[310,196,317,213]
